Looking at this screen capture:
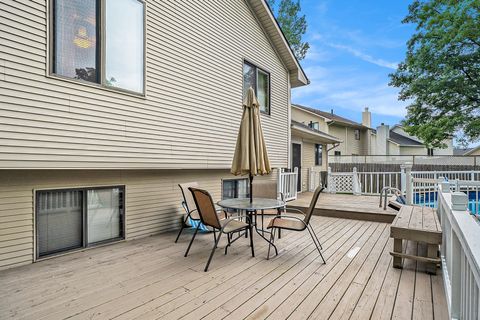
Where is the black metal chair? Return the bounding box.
[266,186,325,263]
[186,187,254,272]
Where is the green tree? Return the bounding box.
[267,0,310,60]
[390,0,480,148]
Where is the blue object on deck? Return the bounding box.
[188,217,209,232]
[397,195,406,205]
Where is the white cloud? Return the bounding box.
[328,43,399,69]
[292,67,408,118]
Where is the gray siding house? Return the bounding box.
[0,0,308,269]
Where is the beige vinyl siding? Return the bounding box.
[328,124,367,156]
[0,0,289,169]
[0,169,283,270]
[298,141,327,192]
[400,146,429,156]
[291,108,328,132]
[301,141,315,192]
[388,141,400,155]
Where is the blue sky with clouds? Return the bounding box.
[291,0,415,128]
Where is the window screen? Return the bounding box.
[54,0,98,82]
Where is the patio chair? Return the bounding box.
[175,182,227,243]
[266,186,325,263]
[186,187,254,272]
[252,180,286,235]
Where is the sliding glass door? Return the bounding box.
[36,186,124,258]
[87,188,122,244]
[37,190,83,256]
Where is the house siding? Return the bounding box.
[0,0,289,170]
[0,169,279,270]
[291,108,329,132]
[301,141,315,192]
[328,125,366,156]
[0,0,294,269]
[400,146,428,156]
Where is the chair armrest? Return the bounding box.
[271,215,308,227]
[220,215,250,231]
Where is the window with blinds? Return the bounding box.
[36,186,124,257]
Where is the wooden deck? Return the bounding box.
[0,216,447,319]
[289,192,397,223]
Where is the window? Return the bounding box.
[36,186,124,257]
[427,148,434,156]
[354,129,361,140]
[52,0,145,93]
[243,61,270,114]
[315,144,323,166]
[309,122,320,130]
[334,151,341,156]
[222,179,249,200]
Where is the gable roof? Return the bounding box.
[292,104,370,129]
[247,0,309,87]
[389,131,424,146]
[291,120,342,144]
[454,148,474,155]
[464,145,480,155]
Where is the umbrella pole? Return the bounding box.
[249,174,253,203]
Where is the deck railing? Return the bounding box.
[438,184,480,319]
[356,171,402,195]
[278,168,298,201]
[315,165,480,201]
[330,155,480,166]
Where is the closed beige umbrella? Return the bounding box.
[231,87,271,202]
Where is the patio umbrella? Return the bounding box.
[231,87,271,202]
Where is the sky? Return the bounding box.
[291,0,416,128]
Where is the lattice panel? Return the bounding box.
[330,174,353,193]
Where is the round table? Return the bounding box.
[217,198,286,257]
[217,198,285,212]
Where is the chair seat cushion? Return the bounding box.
[267,218,305,231]
[220,219,249,233]
[256,209,283,216]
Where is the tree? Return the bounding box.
[267,0,310,60]
[389,0,480,148]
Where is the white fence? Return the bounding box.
[278,168,298,201]
[438,185,480,319]
[330,155,480,166]
[357,171,402,195]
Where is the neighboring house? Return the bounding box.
[372,124,454,156]
[454,146,480,156]
[292,104,372,157]
[292,104,454,159]
[290,120,341,192]
[0,0,308,269]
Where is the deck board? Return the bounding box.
[0,216,448,320]
[289,192,397,223]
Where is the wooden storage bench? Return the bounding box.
[390,205,442,274]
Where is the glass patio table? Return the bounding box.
[217,198,286,257]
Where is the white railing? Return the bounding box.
[330,155,480,166]
[326,167,361,195]
[357,171,402,195]
[278,167,298,201]
[310,165,480,200]
[412,171,480,181]
[438,185,480,319]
